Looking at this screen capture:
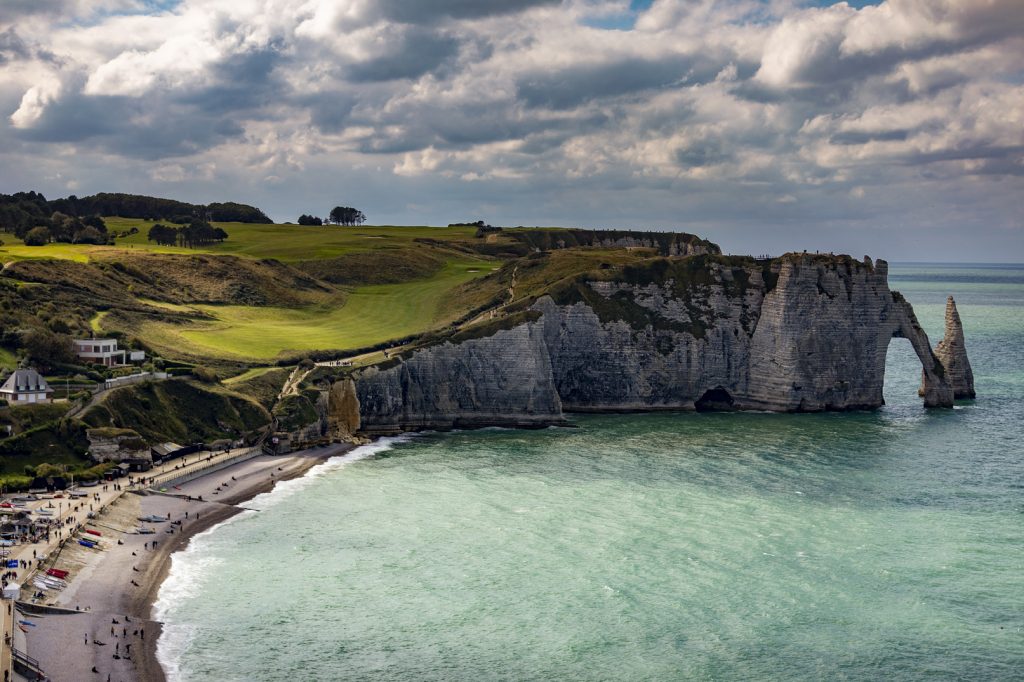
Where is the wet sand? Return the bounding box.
[20,444,351,681]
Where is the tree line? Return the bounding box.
[0,192,111,245]
[295,206,367,226]
[147,220,229,248]
[0,191,272,239]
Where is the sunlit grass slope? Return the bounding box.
[134,260,493,360]
[0,220,479,263]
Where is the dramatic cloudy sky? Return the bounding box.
[1,0,1022,260]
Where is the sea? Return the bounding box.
[155,264,1024,681]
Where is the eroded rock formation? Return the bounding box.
[342,252,968,434]
[929,296,975,399]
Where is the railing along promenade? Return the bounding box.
[148,447,263,490]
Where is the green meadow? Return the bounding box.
[0,219,514,364]
[1,220,480,263]
[126,259,496,361]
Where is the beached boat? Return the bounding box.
[137,514,167,523]
[134,527,156,535]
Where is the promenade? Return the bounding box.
[0,446,258,681]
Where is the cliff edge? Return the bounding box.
[339,249,970,434]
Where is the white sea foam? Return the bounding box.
[245,436,413,512]
[154,436,408,681]
[154,547,232,682]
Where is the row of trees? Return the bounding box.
[295,206,367,226]
[50,193,273,223]
[0,192,272,239]
[147,220,228,248]
[329,206,366,226]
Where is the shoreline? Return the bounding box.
[142,445,351,682]
[19,443,353,682]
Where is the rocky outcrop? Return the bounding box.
[86,427,150,463]
[509,229,721,257]
[929,296,975,399]
[355,322,565,435]
[348,252,965,433]
[326,379,361,440]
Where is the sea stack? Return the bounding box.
[934,296,976,399]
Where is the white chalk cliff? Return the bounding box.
[350,252,970,434]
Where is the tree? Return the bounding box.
[328,206,366,226]
[21,327,75,366]
[297,214,323,226]
[23,226,50,246]
[147,223,177,246]
[73,226,105,244]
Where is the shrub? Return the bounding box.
[23,226,50,246]
[192,366,219,383]
[0,474,33,491]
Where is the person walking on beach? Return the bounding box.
[84,633,88,645]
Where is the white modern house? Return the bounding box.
[0,368,54,404]
[72,338,144,366]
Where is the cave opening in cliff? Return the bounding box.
[695,387,736,412]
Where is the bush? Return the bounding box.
[192,366,219,383]
[0,474,33,491]
[35,462,64,478]
[23,226,50,246]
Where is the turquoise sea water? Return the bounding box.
[156,264,1024,681]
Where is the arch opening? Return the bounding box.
[695,387,735,412]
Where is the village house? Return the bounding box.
[0,368,54,404]
[72,338,145,366]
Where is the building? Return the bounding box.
[0,368,54,404]
[72,338,146,366]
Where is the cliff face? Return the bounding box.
[355,323,565,435]
[349,253,964,433]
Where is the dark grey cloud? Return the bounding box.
[0,29,29,64]
[305,91,358,134]
[180,45,287,115]
[379,0,560,24]
[829,129,909,145]
[675,139,731,168]
[346,28,460,82]
[12,87,245,159]
[516,55,720,110]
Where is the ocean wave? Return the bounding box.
[246,436,415,512]
[154,436,409,681]
[154,544,233,682]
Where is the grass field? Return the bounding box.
[222,366,280,385]
[1,222,482,264]
[1,220,482,264]
[134,259,496,360]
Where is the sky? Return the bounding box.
[0,0,1022,261]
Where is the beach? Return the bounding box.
[12,443,352,682]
